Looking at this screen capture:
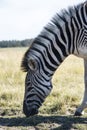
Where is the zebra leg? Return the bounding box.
[74,59,87,116]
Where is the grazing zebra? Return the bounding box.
[21,1,87,117]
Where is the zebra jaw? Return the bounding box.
[28,58,37,71]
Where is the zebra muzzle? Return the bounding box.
[23,101,38,117]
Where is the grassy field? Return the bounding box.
[0,47,87,130]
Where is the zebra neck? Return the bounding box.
[30,1,87,78]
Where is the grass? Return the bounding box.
[0,48,25,112]
[0,47,87,130]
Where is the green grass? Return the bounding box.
[0,47,87,130]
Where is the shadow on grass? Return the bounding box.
[0,115,87,130]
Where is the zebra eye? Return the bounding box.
[28,58,37,71]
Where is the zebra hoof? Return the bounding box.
[74,111,82,116]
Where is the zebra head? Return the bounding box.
[21,55,52,117]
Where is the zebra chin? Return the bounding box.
[23,101,38,117]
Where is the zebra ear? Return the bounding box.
[28,58,37,71]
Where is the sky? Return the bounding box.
[0,0,85,41]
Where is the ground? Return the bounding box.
[0,114,87,130]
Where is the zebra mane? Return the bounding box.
[21,48,30,72]
[21,40,35,72]
[21,1,87,72]
[51,1,87,28]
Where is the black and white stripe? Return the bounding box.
[21,1,87,117]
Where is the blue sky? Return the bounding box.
[0,0,85,41]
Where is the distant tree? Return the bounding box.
[0,39,34,48]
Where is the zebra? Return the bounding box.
[21,1,87,117]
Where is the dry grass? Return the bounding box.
[0,48,26,112]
